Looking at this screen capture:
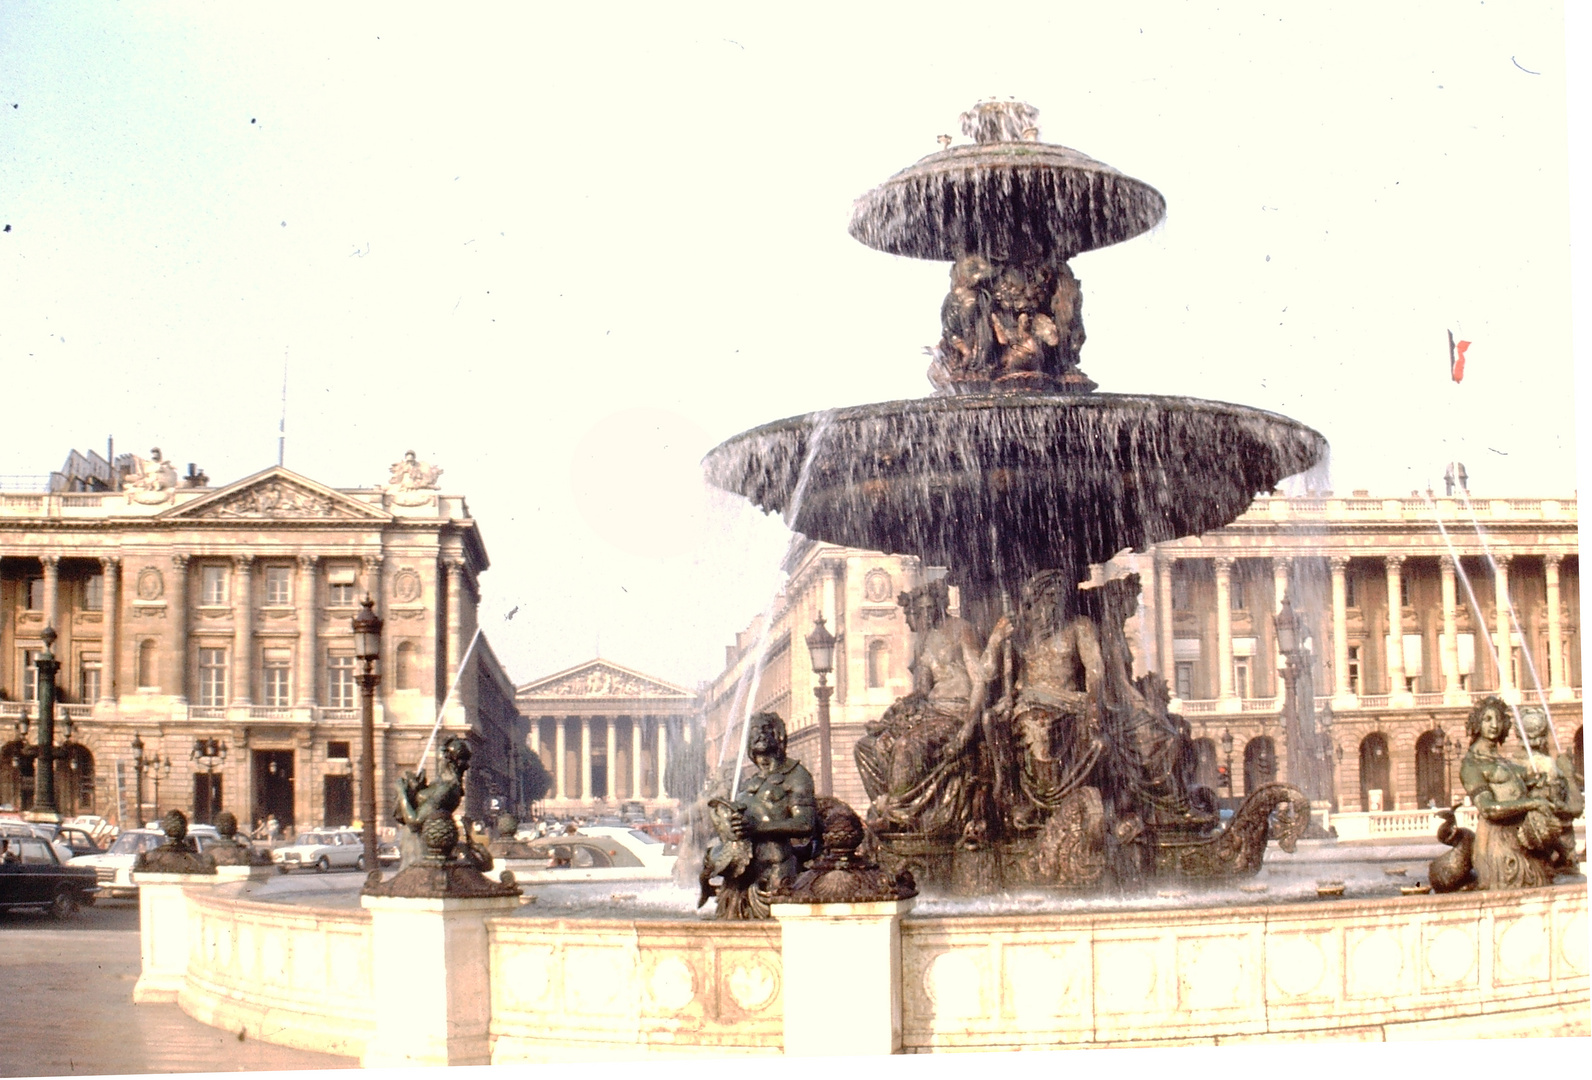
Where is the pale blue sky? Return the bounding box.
[2,2,1584,688]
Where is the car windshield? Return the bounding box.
[106,832,165,855]
[627,830,661,845]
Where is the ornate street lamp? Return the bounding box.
[1432,725,1449,807]
[131,733,146,827]
[32,626,63,817]
[804,613,836,797]
[352,595,383,874]
[190,737,228,825]
[1220,727,1235,797]
[149,751,173,820]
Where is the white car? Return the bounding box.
[576,827,678,873]
[271,829,369,873]
[71,826,223,898]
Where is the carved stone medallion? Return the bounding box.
[863,568,894,603]
[392,568,422,603]
[136,566,164,601]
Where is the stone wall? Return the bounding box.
[899,885,1588,1050]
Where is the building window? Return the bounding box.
[84,574,104,612]
[328,740,351,760]
[1172,573,1191,611]
[22,650,40,701]
[866,639,890,689]
[1457,633,1476,690]
[262,648,292,707]
[25,578,44,610]
[329,581,355,607]
[327,655,355,708]
[201,565,228,605]
[1230,574,1247,611]
[198,648,228,706]
[264,566,292,606]
[1347,645,1361,694]
[1345,574,1358,608]
[1233,658,1251,699]
[395,641,416,690]
[81,653,102,703]
[1399,575,1411,608]
[1175,661,1195,700]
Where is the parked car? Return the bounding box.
[71,826,222,899]
[0,834,99,918]
[578,826,679,870]
[0,821,74,865]
[271,829,370,873]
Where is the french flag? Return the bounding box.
[1448,330,1471,383]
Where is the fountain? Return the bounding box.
[705,100,1325,894]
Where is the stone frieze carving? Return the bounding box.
[199,480,358,519]
[528,665,684,699]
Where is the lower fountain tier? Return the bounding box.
[704,392,1326,589]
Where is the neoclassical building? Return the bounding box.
[703,490,1583,817]
[516,658,701,815]
[1,453,531,832]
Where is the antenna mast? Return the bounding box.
[278,349,288,466]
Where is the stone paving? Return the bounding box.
[0,902,355,1076]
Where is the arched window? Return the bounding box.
[1191,737,1221,793]
[396,641,416,690]
[1242,736,1277,795]
[1414,729,1448,808]
[866,640,890,689]
[1359,732,1392,811]
[137,640,159,689]
[1,739,27,810]
[58,743,95,817]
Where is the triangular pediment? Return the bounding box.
[159,467,390,522]
[517,659,696,701]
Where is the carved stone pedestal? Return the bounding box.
[772,898,915,1056]
[360,891,521,1068]
[132,872,219,1003]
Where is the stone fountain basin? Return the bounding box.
[704,392,1327,589]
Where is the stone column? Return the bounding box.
[296,555,319,708]
[1384,556,1407,697]
[1156,553,1175,691]
[41,555,60,631]
[1214,557,1236,707]
[1440,555,1463,704]
[1493,555,1514,699]
[231,555,253,706]
[443,558,465,694]
[1330,557,1351,703]
[554,718,568,801]
[605,719,618,800]
[1545,554,1568,700]
[99,557,119,704]
[579,717,592,803]
[632,718,643,800]
[773,898,915,1055]
[658,720,669,799]
[1272,556,1291,702]
[169,555,189,701]
[528,719,541,770]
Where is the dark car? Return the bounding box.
[0,835,98,918]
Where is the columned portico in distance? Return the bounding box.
[517,658,700,814]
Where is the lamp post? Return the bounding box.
[1432,725,1449,807]
[131,733,146,827]
[352,595,383,874]
[190,737,228,825]
[29,626,63,818]
[804,614,836,797]
[148,751,172,820]
[1220,727,1235,799]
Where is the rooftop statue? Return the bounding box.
[123,447,178,493]
[385,449,443,492]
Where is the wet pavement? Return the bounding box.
[0,900,355,1076]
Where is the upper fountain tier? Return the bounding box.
[849,100,1165,263]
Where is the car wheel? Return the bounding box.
[50,890,78,921]
[278,864,290,875]
[356,854,367,871]
[315,856,330,873]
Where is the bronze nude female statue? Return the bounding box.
[1455,696,1565,889]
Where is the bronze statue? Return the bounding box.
[1452,696,1564,889]
[367,735,516,898]
[133,810,217,875]
[699,712,818,919]
[983,570,1106,830]
[930,257,1091,394]
[854,581,990,839]
[207,810,271,867]
[1517,707,1582,871]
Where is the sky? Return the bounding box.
[1,2,1585,694]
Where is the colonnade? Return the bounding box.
[527,714,677,803]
